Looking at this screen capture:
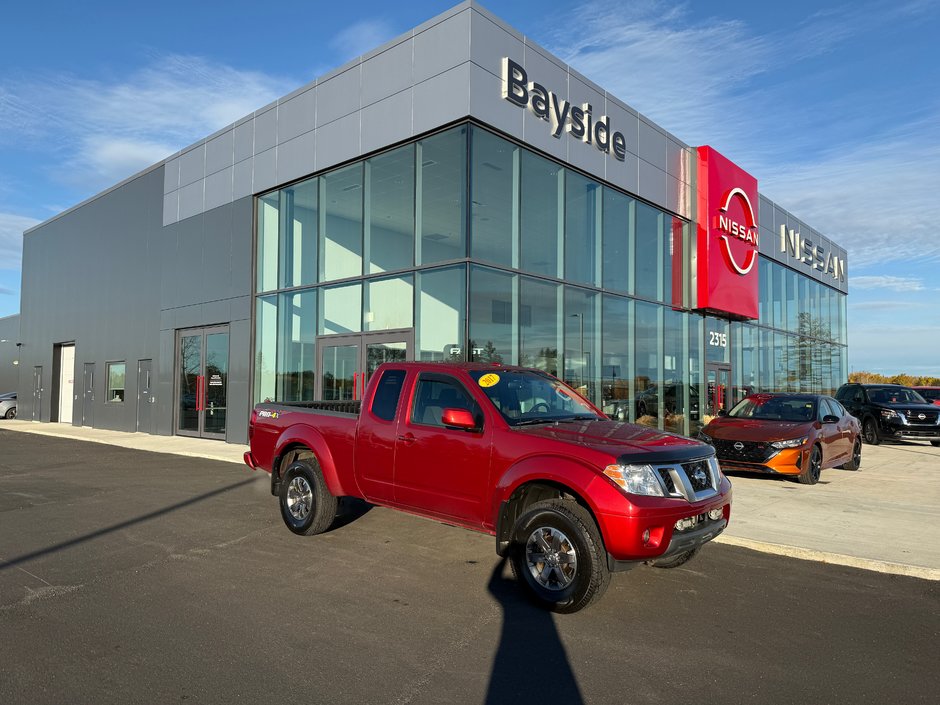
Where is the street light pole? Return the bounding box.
[569,313,583,389]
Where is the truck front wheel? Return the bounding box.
[509,499,610,614]
[279,460,338,536]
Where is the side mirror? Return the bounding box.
[822,414,840,424]
[442,408,478,431]
[717,408,728,417]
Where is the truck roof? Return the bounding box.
[377,361,539,373]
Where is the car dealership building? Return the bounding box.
[12,1,848,444]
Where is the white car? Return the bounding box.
[0,392,16,419]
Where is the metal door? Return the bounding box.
[58,344,75,424]
[32,366,42,421]
[316,329,413,401]
[82,363,95,426]
[136,359,153,433]
[176,326,229,439]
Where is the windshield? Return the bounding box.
[867,387,927,404]
[727,395,818,423]
[916,388,940,402]
[468,369,602,426]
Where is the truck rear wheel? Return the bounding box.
[279,460,338,536]
[509,499,609,614]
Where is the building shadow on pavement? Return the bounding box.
[485,557,584,705]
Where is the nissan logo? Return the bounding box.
[733,442,744,451]
[918,413,926,420]
[693,468,708,485]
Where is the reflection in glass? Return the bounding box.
[179,336,201,430]
[255,296,277,403]
[470,127,516,267]
[417,265,466,362]
[320,283,362,336]
[204,333,228,435]
[320,163,363,281]
[602,189,633,294]
[278,289,317,401]
[662,308,687,433]
[257,193,279,292]
[519,277,560,378]
[520,151,562,278]
[635,202,663,301]
[634,301,662,427]
[602,295,632,421]
[418,127,467,265]
[565,171,600,286]
[469,266,515,364]
[280,179,318,289]
[321,344,358,401]
[564,287,599,404]
[364,275,413,331]
[367,145,414,274]
[366,341,407,378]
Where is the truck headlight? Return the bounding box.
[880,409,899,420]
[603,464,665,497]
[770,436,808,449]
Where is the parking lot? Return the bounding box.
[0,428,938,704]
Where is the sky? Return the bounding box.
[0,0,938,375]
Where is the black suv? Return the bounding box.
[835,383,940,446]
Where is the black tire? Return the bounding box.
[508,499,610,614]
[862,418,881,445]
[798,444,823,485]
[278,460,338,536]
[841,439,862,471]
[647,547,700,569]
[4,407,14,419]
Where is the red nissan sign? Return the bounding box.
[695,146,759,320]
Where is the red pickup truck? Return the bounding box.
[245,362,732,612]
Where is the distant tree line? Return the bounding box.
[849,371,940,386]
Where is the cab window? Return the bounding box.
[371,369,407,421]
[411,375,480,428]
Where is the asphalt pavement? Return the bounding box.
[0,430,937,704]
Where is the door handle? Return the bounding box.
[397,433,416,444]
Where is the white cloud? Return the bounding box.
[329,20,397,63]
[850,275,926,292]
[0,212,40,269]
[0,55,295,193]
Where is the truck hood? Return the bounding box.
[703,417,813,442]
[513,419,711,464]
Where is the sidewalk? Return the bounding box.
[2,419,938,578]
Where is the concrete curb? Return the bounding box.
[715,534,940,581]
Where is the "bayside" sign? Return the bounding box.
[501,58,628,160]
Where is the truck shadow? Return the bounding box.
[485,557,584,705]
[328,497,373,531]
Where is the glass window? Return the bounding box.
[257,193,279,292]
[469,369,601,425]
[418,127,467,265]
[758,258,772,326]
[277,289,317,401]
[772,261,785,331]
[366,145,414,274]
[519,277,561,378]
[602,189,633,294]
[663,308,687,434]
[602,295,632,421]
[364,275,413,331]
[319,282,362,335]
[758,328,774,392]
[785,267,799,333]
[255,295,277,403]
[416,265,466,362]
[320,163,363,282]
[564,287,599,403]
[634,202,663,301]
[688,314,705,432]
[470,127,516,267]
[565,172,601,286]
[469,266,516,364]
[371,369,406,421]
[106,362,125,403]
[634,302,662,426]
[520,151,562,278]
[280,178,318,289]
[411,375,478,428]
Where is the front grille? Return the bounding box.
[681,459,714,492]
[901,409,939,425]
[657,469,677,494]
[713,438,774,463]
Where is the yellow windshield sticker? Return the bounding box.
[478,373,500,388]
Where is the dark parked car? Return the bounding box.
[835,383,940,447]
[699,393,860,485]
[0,392,16,419]
[635,384,700,420]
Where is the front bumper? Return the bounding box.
[879,420,940,441]
[716,447,805,476]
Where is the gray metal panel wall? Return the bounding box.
[18,167,253,443]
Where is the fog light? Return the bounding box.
[675,518,693,531]
[642,529,651,544]
[708,508,723,521]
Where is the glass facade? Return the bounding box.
[253,122,848,434]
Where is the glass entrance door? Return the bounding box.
[177,325,229,439]
[706,365,731,417]
[317,329,413,400]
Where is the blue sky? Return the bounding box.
[1,0,938,375]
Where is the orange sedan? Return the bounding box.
[699,393,861,485]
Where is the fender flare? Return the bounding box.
[272,424,347,498]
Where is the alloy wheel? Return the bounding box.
[286,476,313,522]
[525,526,578,591]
